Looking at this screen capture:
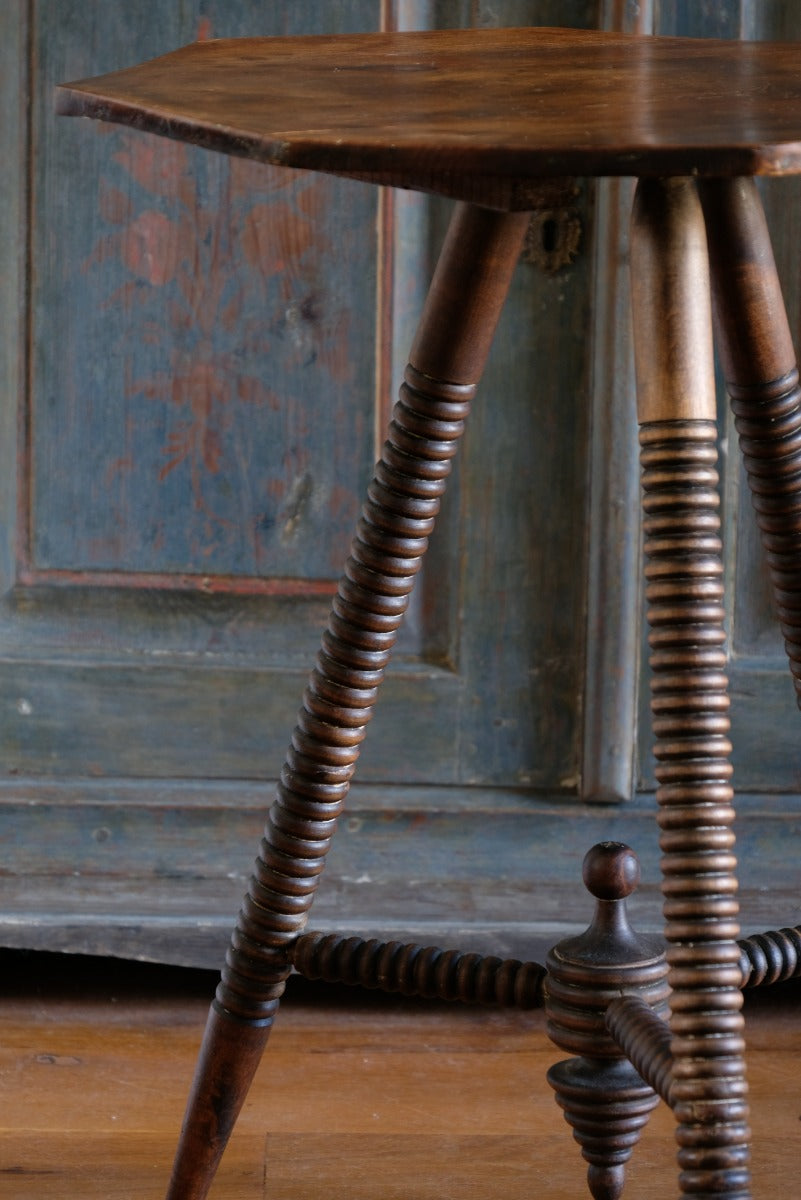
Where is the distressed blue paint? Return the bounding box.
[32,0,379,580]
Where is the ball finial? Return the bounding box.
[582,842,640,902]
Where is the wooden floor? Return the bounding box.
[0,950,799,1199]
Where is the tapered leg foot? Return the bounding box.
[166,1005,273,1200]
[587,1165,623,1200]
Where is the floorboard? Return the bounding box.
[0,951,799,1197]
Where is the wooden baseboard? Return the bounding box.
[2,781,799,967]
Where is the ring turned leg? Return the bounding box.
[631,178,752,1198]
[699,176,801,704]
[164,202,530,1200]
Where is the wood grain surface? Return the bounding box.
[1,954,799,1198]
[56,26,801,208]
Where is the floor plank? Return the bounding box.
[0,952,799,1198]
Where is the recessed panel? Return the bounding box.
[30,1,379,584]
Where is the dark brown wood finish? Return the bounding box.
[738,925,801,988]
[56,27,801,206]
[54,23,801,1200]
[629,179,716,424]
[288,931,546,1008]
[164,202,530,1200]
[638,414,751,1198]
[545,844,669,1200]
[699,177,801,709]
[631,179,750,1197]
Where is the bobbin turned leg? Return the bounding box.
[699,177,801,705]
[545,843,669,1200]
[164,202,530,1200]
[631,178,752,1198]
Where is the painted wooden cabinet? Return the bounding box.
[1,0,799,967]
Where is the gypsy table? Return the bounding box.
[57,26,801,1200]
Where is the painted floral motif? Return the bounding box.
[81,126,360,577]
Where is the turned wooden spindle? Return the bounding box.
[289,930,546,1008]
[545,842,670,1200]
[163,202,530,1200]
[607,922,801,1101]
[738,925,801,988]
[605,994,675,1108]
[699,178,801,707]
[631,177,752,1199]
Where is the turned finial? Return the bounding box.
[545,844,669,1200]
[546,843,667,1060]
[582,841,639,900]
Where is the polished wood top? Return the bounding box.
[57,26,801,209]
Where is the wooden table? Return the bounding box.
[57,27,801,1200]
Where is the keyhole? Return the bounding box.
[523,208,582,274]
[541,217,558,254]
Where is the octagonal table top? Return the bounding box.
[57,26,801,210]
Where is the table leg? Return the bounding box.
[630,178,752,1199]
[164,202,530,1200]
[699,176,801,707]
